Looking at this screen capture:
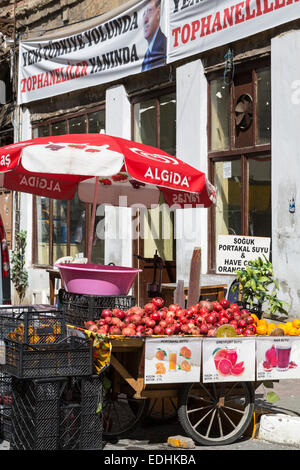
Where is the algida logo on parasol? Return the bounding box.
[144,166,189,188]
[19,175,61,193]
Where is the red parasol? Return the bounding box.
[0,134,216,261]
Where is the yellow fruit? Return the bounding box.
[292,319,300,329]
[267,323,276,332]
[256,324,268,335]
[258,319,268,329]
[288,327,298,336]
[283,322,293,335]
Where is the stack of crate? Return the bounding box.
[0,305,103,450]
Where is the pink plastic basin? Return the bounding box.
[56,263,142,296]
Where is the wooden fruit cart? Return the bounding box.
[102,336,257,446]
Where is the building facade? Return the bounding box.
[1,0,300,316]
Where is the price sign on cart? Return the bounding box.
[202,338,256,383]
[144,337,202,384]
[256,337,300,380]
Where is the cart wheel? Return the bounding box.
[178,381,254,446]
[103,390,149,439]
[146,397,178,424]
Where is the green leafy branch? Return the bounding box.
[233,256,289,318]
[11,230,29,303]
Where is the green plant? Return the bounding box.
[233,256,288,318]
[11,230,29,303]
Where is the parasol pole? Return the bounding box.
[87,177,99,263]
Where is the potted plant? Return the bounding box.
[11,230,29,303]
[233,256,288,319]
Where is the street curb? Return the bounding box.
[258,413,300,447]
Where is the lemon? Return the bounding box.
[216,324,237,338]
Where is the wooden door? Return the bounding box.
[132,205,176,307]
[0,190,12,249]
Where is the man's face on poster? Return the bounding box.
[143,0,161,43]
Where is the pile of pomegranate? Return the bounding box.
[84,297,256,337]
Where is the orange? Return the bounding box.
[288,327,298,336]
[292,319,300,329]
[258,319,268,328]
[256,324,268,335]
[267,323,276,333]
[283,322,293,334]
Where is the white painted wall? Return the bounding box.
[272,30,300,317]
[104,84,132,268]
[176,59,208,282]
[16,106,49,304]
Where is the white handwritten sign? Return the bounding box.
[216,235,271,274]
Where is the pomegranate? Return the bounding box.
[207,314,216,324]
[207,328,217,336]
[130,314,142,325]
[153,325,164,335]
[180,324,190,334]
[165,326,174,336]
[240,309,249,319]
[159,320,168,329]
[104,316,112,325]
[144,303,156,314]
[166,316,175,325]
[200,323,209,335]
[101,309,112,318]
[168,304,179,312]
[238,319,247,328]
[220,299,230,309]
[158,309,167,320]
[109,326,122,335]
[199,300,213,312]
[212,301,222,312]
[84,321,96,329]
[150,311,161,322]
[88,324,98,333]
[110,317,122,327]
[122,327,136,336]
[113,309,125,320]
[146,319,156,329]
[136,325,145,334]
[97,327,109,335]
[244,327,254,336]
[230,303,240,312]
[152,297,165,308]
[190,305,199,315]
[144,328,153,336]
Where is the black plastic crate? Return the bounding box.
[10,377,67,450]
[3,335,93,379]
[10,375,103,450]
[0,369,12,441]
[60,375,103,450]
[0,368,12,403]
[0,305,66,344]
[58,288,136,328]
[0,405,12,442]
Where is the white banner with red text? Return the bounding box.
[167,0,300,63]
[18,0,168,104]
[18,0,300,104]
